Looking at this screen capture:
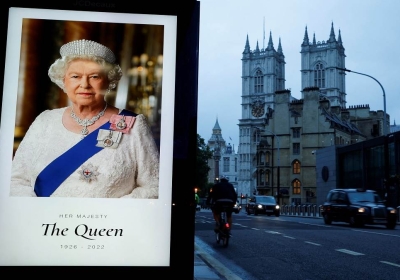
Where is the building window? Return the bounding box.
[266,152,270,166]
[259,152,265,165]
[293,160,301,174]
[223,157,229,172]
[314,63,325,88]
[292,179,301,194]
[259,170,265,185]
[293,143,300,155]
[253,129,261,144]
[292,128,300,138]
[254,70,264,93]
[235,158,237,172]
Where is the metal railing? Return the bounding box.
[280,205,400,222]
[279,204,323,218]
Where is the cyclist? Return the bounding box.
[207,175,237,233]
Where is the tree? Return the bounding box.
[195,134,213,197]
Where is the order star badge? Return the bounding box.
[78,163,99,183]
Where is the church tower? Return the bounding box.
[300,23,346,107]
[237,31,286,197]
[207,118,238,190]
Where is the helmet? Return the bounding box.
[220,175,229,181]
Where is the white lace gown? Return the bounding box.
[10,108,159,198]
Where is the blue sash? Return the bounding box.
[34,109,136,197]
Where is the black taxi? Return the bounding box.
[321,188,397,229]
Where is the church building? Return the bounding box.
[235,23,389,205]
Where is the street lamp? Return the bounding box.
[336,67,387,136]
[213,136,221,183]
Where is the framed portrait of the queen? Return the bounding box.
[0,1,199,277]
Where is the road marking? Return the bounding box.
[336,249,364,256]
[305,241,321,246]
[298,222,331,228]
[380,261,400,268]
[265,231,282,234]
[251,228,260,230]
[352,229,400,238]
[283,235,295,239]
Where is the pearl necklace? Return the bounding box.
[70,103,108,137]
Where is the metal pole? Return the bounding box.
[336,67,387,136]
[265,129,280,205]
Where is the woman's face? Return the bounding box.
[64,59,109,106]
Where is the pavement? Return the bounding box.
[193,209,242,280]
[193,243,226,280]
[194,241,244,280]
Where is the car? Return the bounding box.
[246,195,280,216]
[321,188,397,229]
[233,200,242,214]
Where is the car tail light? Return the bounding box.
[225,223,230,229]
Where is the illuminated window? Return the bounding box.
[293,160,301,174]
[292,179,301,194]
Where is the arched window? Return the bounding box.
[292,179,301,194]
[314,63,325,88]
[254,70,264,93]
[293,160,301,174]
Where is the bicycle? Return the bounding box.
[214,199,234,248]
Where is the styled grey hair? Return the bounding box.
[48,54,123,92]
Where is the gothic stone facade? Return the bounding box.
[236,23,389,204]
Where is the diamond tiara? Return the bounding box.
[60,39,116,63]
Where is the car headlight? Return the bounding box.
[358,207,366,213]
[390,209,397,214]
[275,205,280,210]
[257,204,263,209]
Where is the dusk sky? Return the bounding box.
[197,0,400,150]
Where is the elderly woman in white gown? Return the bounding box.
[10,39,159,198]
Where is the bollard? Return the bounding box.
[397,206,400,222]
[312,205,317,217]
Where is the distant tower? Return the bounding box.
[237,31,286,197]
[207,118,238,189]
[300,23,346,107]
